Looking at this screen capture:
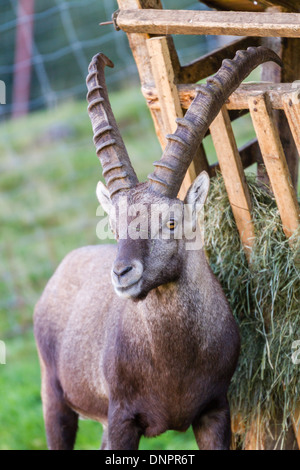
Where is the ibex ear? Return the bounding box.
[96,181,113,216]
[185,171,210,208]
[184,171,210,231]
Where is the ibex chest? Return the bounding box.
[106,311,218,435]
[107,301,214,387]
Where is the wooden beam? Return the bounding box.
[116,10,300,38]
[209,106,255,259]
[245,413,299,449]
[282,92,300,158]
[147,37,182,139]
[244,417,266,450]
[260,36,300,191]
[142,82,296,112]
[202,83,296,111]
[210,138,262,175]
[292,406,300,449]
[249,93,299,239]
[178,37,261,84]
[147,36,200,200]
[259,36,283,188]
[116,1,162,87]
[116,0,167,150]
[280,38,300,190]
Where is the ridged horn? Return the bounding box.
[86,53,138,199]
[148,46,282,198]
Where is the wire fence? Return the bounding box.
[0,0,221,118]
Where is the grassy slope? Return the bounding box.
[0,85,298,450]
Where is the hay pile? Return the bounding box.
[205,173,300,448]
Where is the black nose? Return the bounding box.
[113,265,133,278]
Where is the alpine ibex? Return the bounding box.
[34,47,281,450]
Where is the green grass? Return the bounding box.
[0,84,298,450]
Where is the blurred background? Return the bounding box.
[0,0,265,450]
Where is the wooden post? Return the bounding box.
[116,0,166,147]
[292,408,300,449]
[116,10,300,37]
[147,36,203,199]
[280,38,300,191]
[147,37,182,140]
[12,0,35,118]
[282,92,300,158]
[143,82,298,113]
[249,93,299,239]
[117,1,209,197]
[210,106,255,259]
[244,417,266,450]
[261,32,300,190]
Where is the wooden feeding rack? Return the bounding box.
[112,0,300,448]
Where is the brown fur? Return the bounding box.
[34,177,240,450]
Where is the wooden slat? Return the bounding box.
[178,36,261,84]
[116,10,300,38]
[282,92,300,158]
[260,37,300,191]
[116,1,162,87]
[209,106,255,259]
[116,0,166,149]
[147,37,182,139]
[249,93,299,239]
[197,83,295,111]
[142,82,296,112]
[210,138,262,175]
[292,406,300,449]
[147,36,199,200]
[244,417,266,450]
[259,37,283,189]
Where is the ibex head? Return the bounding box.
[87,48,281,300]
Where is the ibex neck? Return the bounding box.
[142,248,212,315]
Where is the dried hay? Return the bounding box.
[205,173,300,449]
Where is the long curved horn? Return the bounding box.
[148,46,282,198]
[86,53,139,199]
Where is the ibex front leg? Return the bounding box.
[107,403,142,450]
[41,369,79,450]
[192,397,231,450]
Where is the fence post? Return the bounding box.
[12,0,35,118]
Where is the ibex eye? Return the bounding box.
[166,219,176,230]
